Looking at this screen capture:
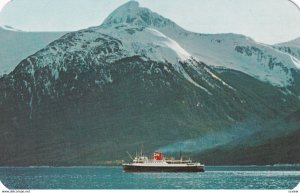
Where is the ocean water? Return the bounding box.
[0,166,299,189]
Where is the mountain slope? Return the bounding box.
[195,108,300,165]
[0,26,67,75]
[196,128,300,165]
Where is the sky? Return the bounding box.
[0,0,299,44]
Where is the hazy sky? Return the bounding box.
[0,0,299,44]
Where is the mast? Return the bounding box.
[179,145,182,162]
[140,144,143,157]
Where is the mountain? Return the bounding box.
[101,1,300,93]
[0,1,300,165]
[0,26,67,75]
[273,37,300,61]
[277,37,300,48]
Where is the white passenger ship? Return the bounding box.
[122,151,205,172]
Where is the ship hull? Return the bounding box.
[123,164,205,172]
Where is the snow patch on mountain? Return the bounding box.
[204,67,235,91]
[96,25,192,64]
[146,28,191,61]
[290,56,300,68]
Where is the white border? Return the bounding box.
[1,181,299,193]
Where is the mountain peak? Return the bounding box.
[122,1,140,8]
[102,1,175,28]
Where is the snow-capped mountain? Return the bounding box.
[0,1,300,165]
[170,33,300,88]
[278,37,300,47]
[102,1,300,90]
[274,37,300,61]
[15,23,233,96]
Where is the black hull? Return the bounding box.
[123,165,205,172]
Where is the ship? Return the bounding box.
[122,151,205,172]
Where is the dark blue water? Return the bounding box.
[0,166,299,189]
